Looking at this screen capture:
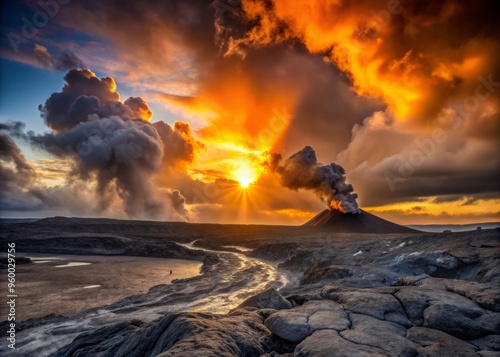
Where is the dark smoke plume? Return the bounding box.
[27,69,200,219]
[268,146,360,214]
[168,189,188,220]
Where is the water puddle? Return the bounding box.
[14,253,202,321]
[55,262,92,268]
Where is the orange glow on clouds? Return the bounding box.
[3,0,498,227]
[235,0,497,121]
[365,197,500,225]
[160,67,296,187]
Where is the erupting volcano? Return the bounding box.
[270,146,417,233]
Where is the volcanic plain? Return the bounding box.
[1,217,499,357]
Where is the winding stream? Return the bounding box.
[12,242,287,356]
[177,240,288,313]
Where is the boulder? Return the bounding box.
[323,290,412,327]
[295,329,387,357]
[264,300,349,343]
[423,303,495,339]
[339,314,426,357]
[265,311,310,343]
[238,288,293,310]
[54,310,273,357]
[478,352,500,357]
[406,327,481,357]
[300,265,352,285]
[468,335,500,351]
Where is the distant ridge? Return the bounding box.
[304,209,418,233]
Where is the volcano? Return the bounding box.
[304,209,418,233]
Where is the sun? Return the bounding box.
[238,175,253,189]
[233,166,256,189]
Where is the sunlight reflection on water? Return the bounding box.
[55,262,92,268]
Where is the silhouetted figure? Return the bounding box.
[170,270,172,275]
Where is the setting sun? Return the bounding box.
[238,177,252,188]
[235,169,255,189]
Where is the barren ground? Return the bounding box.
[0,218,499,357]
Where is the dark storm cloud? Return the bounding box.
[36,68,203,165]
[228,0,500,121]
[268,146,360,214]
[429,194,499,205]
[381,171,500,205]
[0,121,26,135]
[0,120,162,216]
[337,111,500,208]
[329,10,499,211]
[34,44,85,71]
[51,0,220,91]
[277,54,384,156]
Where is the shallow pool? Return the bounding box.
[9,253,202,320]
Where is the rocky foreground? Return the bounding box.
[1,220,499,356]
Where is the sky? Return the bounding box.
[0,0,499,225]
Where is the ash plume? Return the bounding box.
[32,115,166,217]
[168,189,189,220]
[268,146,360,214]
[39,69,128,131]
[26,69,200,220]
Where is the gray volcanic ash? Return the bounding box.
[268,146,360,214]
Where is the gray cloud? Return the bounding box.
[0,123,39,212]
[10,69,206,219]
[153,121,205,166]
[337,110,500,208]
[34,44,85,71]
[124,97,153,121]
[38,69,125,131]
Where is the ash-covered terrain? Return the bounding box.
[1,217,499,356]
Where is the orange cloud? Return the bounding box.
[365,197,500,225]
[7,0,497,225]
[230,0,499,121]
[158,56,307,187]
